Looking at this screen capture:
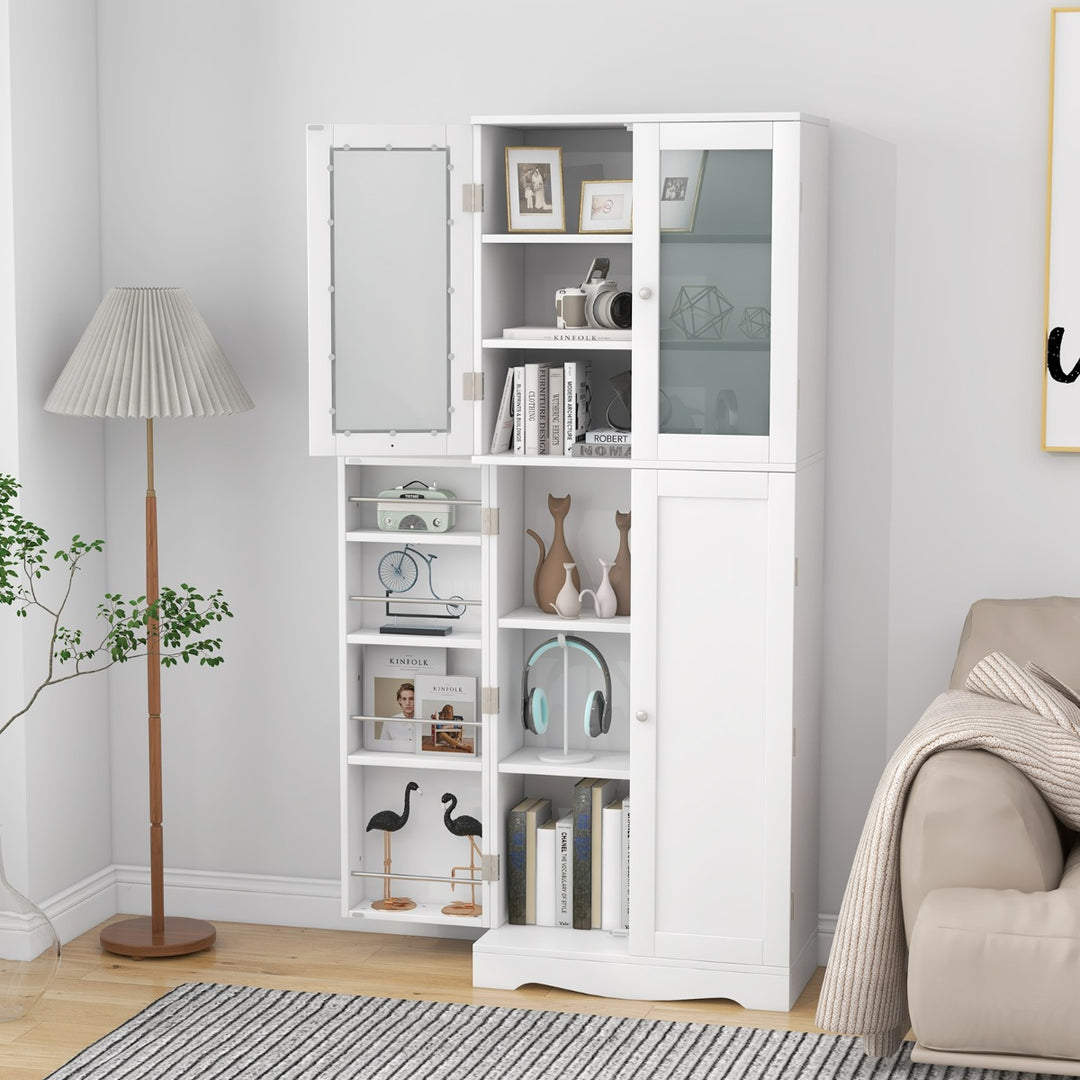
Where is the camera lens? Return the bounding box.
[589,290,632,329]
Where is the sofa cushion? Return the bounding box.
[899,749,1064,940]
[951,597,1080,690]
[908,843,1080,1059]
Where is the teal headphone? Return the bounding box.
[521,635,612,738]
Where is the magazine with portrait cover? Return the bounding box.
[363,645,446,753]
[414,673,477,756]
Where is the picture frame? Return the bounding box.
[1045,9,1080,450]
[505,146,565,233]
[659,150,706,233]
[579,180,633,234]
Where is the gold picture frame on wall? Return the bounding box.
[1044,7,1080,450]
[505,146,566,233]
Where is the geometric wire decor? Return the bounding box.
[670,285,734,339]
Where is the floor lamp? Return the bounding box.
[44,287,253,958]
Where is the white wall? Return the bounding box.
[1,0,110,901]
[86,0,1066,924]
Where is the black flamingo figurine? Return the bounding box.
[441,791,482,917]
[366,781,420,911]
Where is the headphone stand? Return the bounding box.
[537,634,594,765]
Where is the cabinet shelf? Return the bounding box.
[473,453,633,469]
[482,234,632,245]
[482,338,631,352]
[475,923,629,959]
[349,902,483,927]
[498,607,631,634]
[348,750,482,772]
[499,746,630,780]
[659,339,769,352]
[345,528,482,546]
[661,233,771,244]
[346,630,482,650]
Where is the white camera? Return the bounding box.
[580,257,632,330]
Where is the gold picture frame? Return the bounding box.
[505,146,565,233]
[659,150,706,233]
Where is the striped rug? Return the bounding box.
[46,982,1044,1079]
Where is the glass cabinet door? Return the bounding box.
[306,124,474,457]
[659,146,772,441]
[633,122,799,464]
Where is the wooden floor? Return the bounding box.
[0,916,826,1080]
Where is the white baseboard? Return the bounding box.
[41,867,840,963]
[817,913,836,966]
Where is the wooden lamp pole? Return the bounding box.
[98,420,217,958]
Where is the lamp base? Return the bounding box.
[99,916,216,959]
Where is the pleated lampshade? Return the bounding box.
[44,287,253,418]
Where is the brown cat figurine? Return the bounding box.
[527,494,579,613]
[609,510,631,616]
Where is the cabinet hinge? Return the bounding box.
[482,686,500,714]
[481,508,500,536]
[462,183,485,213]
[481,853,500,881]
[794,557,799,586]
[792,728,797,757]
[463,372,484,401]
[791,891,796,921]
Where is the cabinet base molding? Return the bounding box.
[472,925,816,1011]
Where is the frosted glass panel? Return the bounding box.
[658,149,772,437]
[331,148,450,433]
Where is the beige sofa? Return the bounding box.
[900,597,1080,1075]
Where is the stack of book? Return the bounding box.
[507,779,630,931]
[489,360,593,456]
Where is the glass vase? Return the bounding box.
[0,835,61,1021]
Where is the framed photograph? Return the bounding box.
[659,150,706,233]
[362,645,446,753]
[505,146,565,233]
[579,180,633,234]
[415,674,477,756]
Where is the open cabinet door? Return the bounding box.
[307,123,475,457]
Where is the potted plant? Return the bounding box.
[0,473,234,1020]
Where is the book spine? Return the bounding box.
[590,780,617,928]
[507,797,533,925]
[555,813,573,928]
[548,367,563,456]
[563,362,576,455]
[622,795,630,929]
[512,366,525,454]
[537,365,549,455]
[489,367,515,454]
[570,443,631,458]
[536,819,556,927]
[601,800,622,931]
[572,778,595,929]
[524,365,538,455]
[525,797,551,924]
[585,428,631,444]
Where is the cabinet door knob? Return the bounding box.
[638,287,653,300]
[636,709,649,723]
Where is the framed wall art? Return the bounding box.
[505,146,565,233]
[659,150,705,233]
[1044,8,1080,450]
[579,179,633,233]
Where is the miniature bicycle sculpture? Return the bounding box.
[377,543,466,618]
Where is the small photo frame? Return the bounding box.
[506,146,565,233]
[579,180,633,234]
[660,150,706,233]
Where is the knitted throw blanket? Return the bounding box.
[814,652,1080,1057]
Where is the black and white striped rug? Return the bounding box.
[46,982,1046,1079]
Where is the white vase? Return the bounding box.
[550,562,581,619]
[593,558,617,618]
[0,833,61,1021]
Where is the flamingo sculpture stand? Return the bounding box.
[366,781,419,911]
[441,792,482,917]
